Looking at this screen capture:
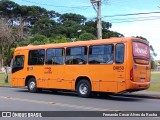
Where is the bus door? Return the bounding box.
[88,44,116,92]
[12,51,26,87]
[27,49,47,88]
[114,43,126,92]
[132,41,150,83]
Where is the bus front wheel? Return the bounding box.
[27,78,38,93]
[76,80,91,98]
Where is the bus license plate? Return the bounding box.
[140,78,145,82]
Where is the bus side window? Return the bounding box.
[105,45,114,64]
[46,48,64,65]
[88,44,114,64]
[28,49,45,65]
[115,43,124,64]
[65,46,87,65]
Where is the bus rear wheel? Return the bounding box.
[76,80,91,98]
[27,78,38,93]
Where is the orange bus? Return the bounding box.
[11,37,151,97]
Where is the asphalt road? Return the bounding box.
[0,87,160,120]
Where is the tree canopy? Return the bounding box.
[1,0,157,69]
[0,0,121,42]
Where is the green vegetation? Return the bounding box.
[0,0,122,44]
[0,73,10,86]
[148,83,160,92]
[0,0,123,81]
[151,72,160,79]
[148,72,160,91]
[79,33,96,41]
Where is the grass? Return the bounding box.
[148,83,160,92]
[149,72,160,91]
[151,72,160,79]
[0,73,10,86]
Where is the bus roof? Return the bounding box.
[15,37,148,51]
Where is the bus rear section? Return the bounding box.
[127,40,150,92]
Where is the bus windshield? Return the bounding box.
[132,41,150,60]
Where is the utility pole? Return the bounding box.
[90,0,102,39]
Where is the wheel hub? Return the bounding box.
[79,83,88,95]
[29,81,35,90]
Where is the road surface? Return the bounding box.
[0,87,159,120]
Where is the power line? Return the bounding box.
[110,17,160,23]
[108,15,160,22]
[103,11,160,18]
[107,0,131,5]
[21,0,91,8]
[54,15,160,23]
[12,0,160,24]
[61,7,91,13]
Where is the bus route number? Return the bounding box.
[113,66,124,71]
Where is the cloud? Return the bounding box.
[110,18,160,60]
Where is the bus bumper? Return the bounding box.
[127,81,150,92]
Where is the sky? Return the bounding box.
[11,0,160,60]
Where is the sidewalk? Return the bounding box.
[116,90,160,99]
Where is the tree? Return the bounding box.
[102,30,124,39]
[0,18,26,83]
[84,20,119,39]
[53,35,68,43]
[0,0,19,18]
[150,45,157,57]
[18,5,58,27]
[79,33,96,41]
[59,20,83,38]
[151,61,156,70]
[29,34,50,45]
[136,36,147,41]
[84,21,97,35]
[0,0,59,27]
[102,21,112,31]
[32,18,57,37]
[59,13,86,24]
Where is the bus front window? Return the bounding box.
[12,55,24,73]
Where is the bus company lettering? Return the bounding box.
[44,67,52,74]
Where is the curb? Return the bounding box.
[0,86,11,88]
[114,93,160,99]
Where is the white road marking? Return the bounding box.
[0,96,120,111]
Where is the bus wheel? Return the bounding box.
[27,78,37,93]
[76,80,91,98]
